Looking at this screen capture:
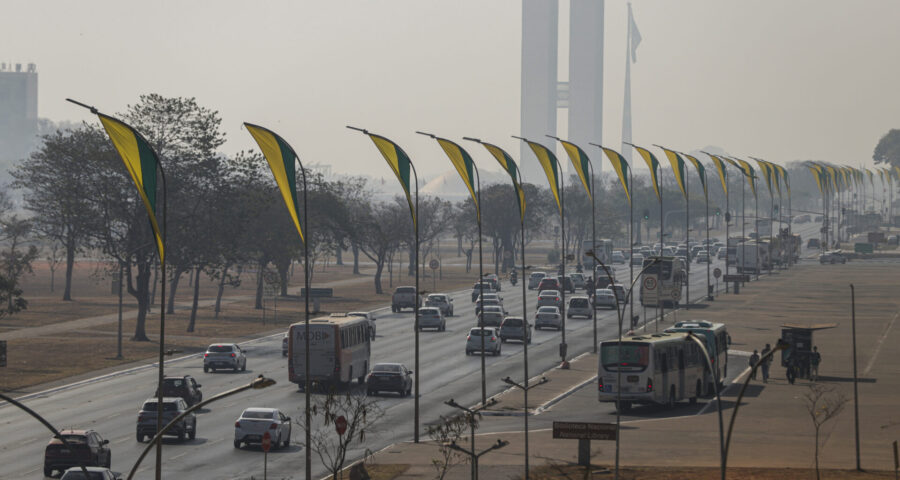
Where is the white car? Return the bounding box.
[592,288,617,309]
[567,296,593,319]
[611,251,626,264]
[534,306,562,330]
[819,250,847,264]
[234,408,291,450]
[528,271,547,290]
[60,467,118,480]
[203,343,246,373]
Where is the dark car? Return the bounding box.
[366,363,413,397]
[498,316,531,344]
[136,397,197,443]
[155,375,202,406]
[44,430,111,477]
[556,275,575,293]
[537,278,560,292]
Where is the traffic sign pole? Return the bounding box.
[262,431,271,480]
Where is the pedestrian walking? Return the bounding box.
[810,346,821,382]
[760,343,772,383]
[749,349,760,380]
[786,355,796,384]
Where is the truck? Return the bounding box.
[736,241,770,273]
[582,239,613,267]
[391,286,420,312]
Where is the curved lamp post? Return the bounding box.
[723,339,788,476]
[585,251,660,480]
[0,392,90,477]
[126,375,276,480]
[683,332,725,480]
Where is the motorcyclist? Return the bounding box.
[510,269,518,285]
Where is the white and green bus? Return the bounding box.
[665,321,729,395]
[598,332,705,412]
[639,256,685,307]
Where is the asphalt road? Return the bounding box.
[0,221,822,479]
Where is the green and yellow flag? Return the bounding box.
[774,164,790,197]
[600,146,631,204]
[521,139,562,215]
[894,166,900,182]
[866,168,875,187]
[732,158,758,198]
[660,147,688,198]
[754,159,775,196]
[244,123,305,244]
[770,162,783,197]
[878,168,885,186]
[706,153,729,196]
[478,141,525,221]
[97,113,164,263]
[631,144,662,201]
[807,164,825,195]
[433,137,481,221]
[558,139,593,201]
[368,132,417,226]
[684,154,707,198]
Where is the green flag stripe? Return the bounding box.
[481,142,525,221]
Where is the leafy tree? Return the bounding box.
[12,126,110,301]
[355,201,406,294]
[873,129,900,168]
[0,214,38,315]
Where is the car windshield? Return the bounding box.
[208,345,232,352]
[60,472,110,480]
[540,290,559,297]
[58,435,88,444]
[419,308,439,315]
[482,313,503,321]
[596,289,613,296]
[538,307,558,313]
[396,287,416,294]
[142,402,178,412]
[469,329,493,336]
[502,318,523,327]
[163,379,184,388]
[427,296,446,302]
[570,299,588,307]
[374,364,402,372]
[242,410,274,419]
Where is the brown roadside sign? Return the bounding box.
[552,421,617,440]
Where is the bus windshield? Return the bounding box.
[601,343,650,369]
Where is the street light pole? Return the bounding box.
[502,376,549,480]
[445,397,498,480]
[684,332,725,480]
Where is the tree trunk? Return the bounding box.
[129,260,151,342]
[408,244,416,276]
[187,265,202,333]
[167,267,186,314]
[255,259,266,310]
[215,264,229,319]
[276,260,290,297]
[149,263,159,309]
[336,240,343,265]
[457,234,463,256]
[352,243,360,274]
[62,234,76,301]
[373,259,385,294]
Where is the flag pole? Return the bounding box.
[411,162,420,442]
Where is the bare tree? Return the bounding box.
[45,240,64,293]
[803,383,848,480]
[295,389,384,480]
[427,414,475,480]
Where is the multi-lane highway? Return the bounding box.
[0,221,822,479]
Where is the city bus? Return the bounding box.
[665,321,729,395]
[639,256,685,308]
[583,239,614,268]
[288,314,371,389]
[598,332,705,412]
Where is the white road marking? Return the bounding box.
[864,309,899,375]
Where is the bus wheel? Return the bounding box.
[667,386,676,409]
[690,381,701,405]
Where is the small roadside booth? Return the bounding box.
[780,323,837,379]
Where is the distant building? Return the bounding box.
[520,1,604,183]
[0,63,39,170]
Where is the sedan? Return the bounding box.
[631,254,644,266]
[59,467,119,480]
[417,307,446,331]
[466,327,501,356]
[203,343,247,373]
[367,363,413,396]
[592,289,617,309]
[534,306,562,331]
[696,251,711,263]
[44,430,111,477]
[567,296,593,319]
[234,408,291,449]
[499,316,532,343]
[819,250,847,264]
[610,284,628,304]
[425,294,454,316]
[537,290,562,309]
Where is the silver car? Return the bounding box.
[534,306,562,330]
[567,296,593,319]
[203,343,246,373]
[499,316,532,344]
[475,297,504,315]
[537,290,562,309]
[465,327,501,356]
[610,284,628,304]
[479,311,504,327]
[528,271,547,290]
[418,307,446,331]
[234,407,291,450]
[593,288,617,309]
[425,294,454,316]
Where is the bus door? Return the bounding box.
[657,349,668,403]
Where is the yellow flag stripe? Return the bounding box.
[436,138,480,221]
[244,124,305,243]
[633,145,661,200]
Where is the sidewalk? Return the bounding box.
[365,261,900,478]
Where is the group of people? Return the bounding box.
[749,344,821,384]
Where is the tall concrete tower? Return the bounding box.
[519,0,604,183]
[0,62,39,166]
[520,0,558,183]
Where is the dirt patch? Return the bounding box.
[525,465,895,479]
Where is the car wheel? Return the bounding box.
[283,435,290,448]
[203,365,209,373]
[189,421,197,440]
[233,363,239,373]
[241,361,246,372]
[465,350,470,356]
[211,367,216,373]
[234,440,241,449]
[178,429,186,442]
[274,433,281,450]
[105,453,112,468]
[527,337,532,344]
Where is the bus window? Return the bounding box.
[601,343,649,369]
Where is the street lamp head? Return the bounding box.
[345,125,369,135]
[251,375,277,389]
[462,136,482,144]
[415,131,436,139]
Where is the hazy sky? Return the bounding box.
[6,0,900,183]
